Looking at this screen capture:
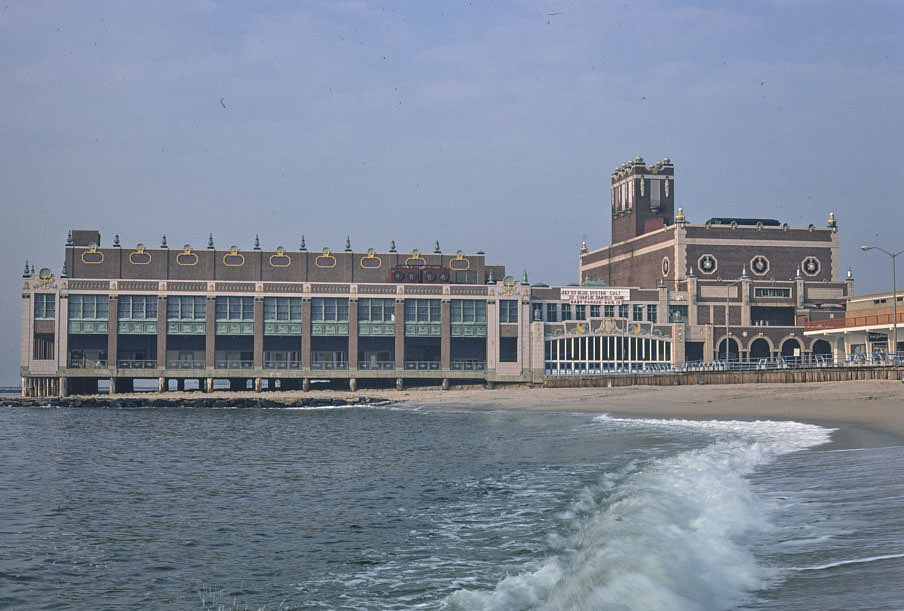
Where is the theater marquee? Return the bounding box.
[560,288,631,305]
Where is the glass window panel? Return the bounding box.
[290,299,301,321]
[546,303,558,322]
[590,305,601,318]
[337,299,348,321]
[605,305,615,318]
[216,297,228,320]
[311,298,324,321]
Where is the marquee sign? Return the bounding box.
[560,287,630,305]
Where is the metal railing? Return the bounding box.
[215,360,254,369]
[358,361,395,370]
[117,359,158,369]
[310,361,349,370]
[451,359,487,370]
[405,360,441,370]
[166,360,206,370]
[67,358,108,368]
[262,360,302,370]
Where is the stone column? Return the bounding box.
[58,294,68,370]
[348,298,359,371]
[253,298,264,369]
[157,296,167,368]
[108,295,118,368]
[440,300,451,370]
[301,298,312,369]
[394,299,405,370]
[205,297,216,368]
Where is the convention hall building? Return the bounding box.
[20,156,852,396]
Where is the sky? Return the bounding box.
[1,0,902,384]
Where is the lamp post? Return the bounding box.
[860,245,903,363]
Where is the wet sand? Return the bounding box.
[53,379,904,446]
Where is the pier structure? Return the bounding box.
[20,156,857,396]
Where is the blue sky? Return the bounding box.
[1,0,902,383]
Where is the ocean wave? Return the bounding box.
[443,419,832,611]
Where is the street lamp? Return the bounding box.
[860,245,903,363]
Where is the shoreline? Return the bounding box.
[5,379,903,448]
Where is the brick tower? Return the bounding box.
[610,156,675,244]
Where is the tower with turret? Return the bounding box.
[610,156,675,244]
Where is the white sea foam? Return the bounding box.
[444,418,832,611]
[793,552,904,571]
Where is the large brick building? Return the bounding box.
[579,156,852,363]
[19,155,857,396]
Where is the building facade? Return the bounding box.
[581,156,853,364]
[20,156,862,396]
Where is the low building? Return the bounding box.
[804,289,904,361]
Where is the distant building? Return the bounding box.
[804,290,904,359]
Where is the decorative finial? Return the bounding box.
[23,260,30,277]
[389,240,397,253]
[580,241,588,255]
[827,211,836,228]
[522,270,529,284]
[795,266,803,280]
[847,267,853,280]
[161,235,168,248]
[345,236,352,252]
[487,269,495,284]
[254,235,261,250]
[657,276,666,288]
[675,207,686,226]
[477,249,485,255]
[66,230,73,245]
[113,234,120,247]
[61,260,68,277]
[299,235,307,251]
[434,240,441,253]
[740,265,749,280]
[208,233,214,249]
[687,266,696,279]
[30,264,35,276]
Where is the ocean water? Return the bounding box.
[0,404,901,610]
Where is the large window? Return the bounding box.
[264,297,302,321]
[451,299,487,323]
[754,287,791,299]
[69,295,108,319]
[646,304,657,323]
[618,304,629,319]
[633,304,644,321]
[500,300,519,323]
[560,304,572,321]
[669,304,688,323]
[311,297,348,322]
[575,305,586,320]
[119,295,157,320]
[453,270,477,284]
[546,303,558,322]
[604,304,615,318]
[167,296,206,320]
[358,298,395,322]
[590,305,601,318]
[215,296,254,320]
[34,294,56,319]
[405,299,441,322]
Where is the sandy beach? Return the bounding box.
[59,379,904,446]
